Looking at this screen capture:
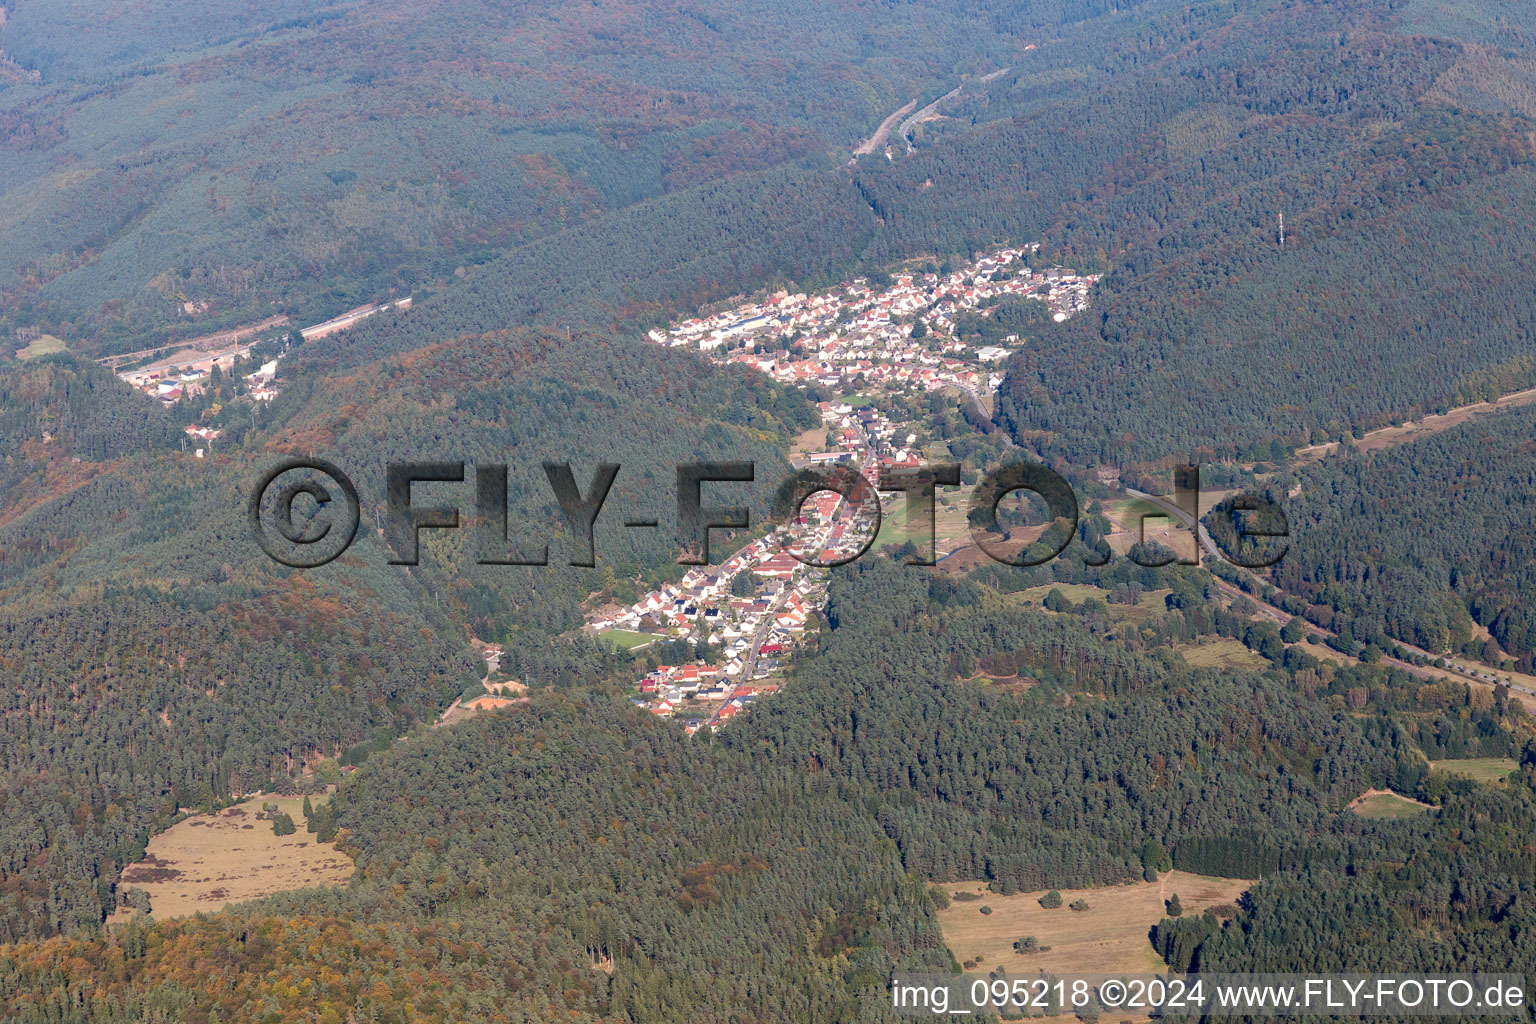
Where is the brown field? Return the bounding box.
[116,795,353,920]
[790,425,827,458]
[1097,489,1231,567]
[1198,488,1238,516]
[936,871,1251,975]
[938,522,1050,572]
[1102,499,1199,563]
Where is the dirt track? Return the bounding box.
[1296,385,1536,461]
[853,98,917,156]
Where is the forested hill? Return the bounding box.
[267,0,1536,473]
[0,355,176,460]
[6,0,1533,470]
[2,0,1536,1008]
[0,547,1531,1020]
[966,0,1536,466]
[0,354,180,540]
[1270,400,1536,670]
[0,325,814,942]
[0,0,1034,355]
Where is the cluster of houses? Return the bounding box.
[641,674,782,734]
[806,399,925,478]
[127,364,211,406]
[114,297,414,412]
[119,355,280,408]
[617,564,823,730]
[589,453,882,729]
[245,360,281,402]
[646,246,1097,402]
[599,244,1100,733]
[183,424,222,459]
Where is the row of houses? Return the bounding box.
[646,682,782,731]
[597,453,876,726]
[631,571,819,725]
[117,296,412,410]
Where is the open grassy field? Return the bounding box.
[116,795,353,920]
[1014,583,1107,606]
[600,629,660,652]
[1177,637,1269,671]
[1429,758,1517,784]
[936,871,1251,975]
[1348,789,1434,819]
[1297,637,1354,666]
[1102,498,1199,562]
[877,491,972,555]
[1010,583,1171,625]
[14,334,66,360]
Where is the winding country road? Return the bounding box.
[854,66,1011,158]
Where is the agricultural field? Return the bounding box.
[1102,502,1198,563]
[876,491,971,556]
[936,872,1251,975]
[1428,758,1517,784]
[114,795,353,921]
[1348,790,1435,819]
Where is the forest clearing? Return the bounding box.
[936,872,1251,975]
[114,795,352,921]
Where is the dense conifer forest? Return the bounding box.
[0,328,814,942]
[1267,402,1536,670]
[0,556,1530,1020]
[7,0,1536,476]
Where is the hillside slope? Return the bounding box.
[0,325,813,940]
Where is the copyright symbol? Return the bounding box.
[1099,980,1126,1007]
[249,458,360,568]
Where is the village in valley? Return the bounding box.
[84,245,1099,735]
[591,245,1099,732]
[72,243,1098,735]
